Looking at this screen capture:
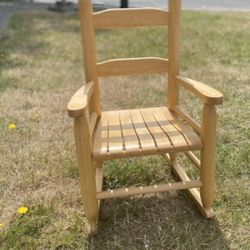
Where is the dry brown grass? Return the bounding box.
[0,10,249,249]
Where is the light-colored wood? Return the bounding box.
[96,180,202,200]
[93,107,202,160]
[89,112,98,135]
[159,107,202,149]
[140,108,173,151]
[119,110,140,153]
[184,151,201,170]
[93,112,109,156]
[173,106,202,134]
[95,167,103,193]
[95,166,104,210]
[67,82,94,118]
[107,111,124,155]
[152,108,186,149]
[74,115,99,229]
[97,57,169,77]
[176,76,223,105]
[168,0,181,108]
[93,8,169,29]
[68,0,222,227]
[200,104,217,209]
[129,109,156,152]
[163,152,177,168]
[79,0,101,115]
[94,160,103,169]
[170,157,215,218]
[163,153,171,164]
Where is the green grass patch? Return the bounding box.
[0,203,53,249]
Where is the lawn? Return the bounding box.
[0,9,249,249]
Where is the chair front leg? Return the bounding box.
[200,103,217,210]
[74,114,99,232]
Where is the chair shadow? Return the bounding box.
[89,192,230,249]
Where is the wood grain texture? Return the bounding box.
[67,82,94,118]
[140,108,173,151]
[107,111,124,155]
[152,108,186,150]
[119,110,140,153]
[96,180,202,200]
[74,115,99,228]
[95,166,104,211]
[173,106,201,134]
[170,157,215,218]
[93,8,168,29]
[97,57,168,77]
[130,109,156,152]
[93,107,202,160]
[71,0,221,227]
[184,151,201,170]
[79,0,101,115]
[89,112,98,135]
[176,76,223,105]
[200,104,217,209]
[159,107,202,149]
[168,0,181,108]
[93,112,109,156]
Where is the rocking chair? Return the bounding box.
[67,0,223,232]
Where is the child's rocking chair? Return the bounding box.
[67,0,223,232]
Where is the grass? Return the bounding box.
[0,10,249,249]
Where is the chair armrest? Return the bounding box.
[176,76,223,105]
[67,81,94,118]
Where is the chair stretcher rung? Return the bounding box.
[184,151,201,170]
[96,180,202,200]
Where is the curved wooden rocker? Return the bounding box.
[67,0,223,232]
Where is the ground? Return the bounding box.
[0,10,249,249]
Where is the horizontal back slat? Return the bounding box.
[93,8,168,29]
[97,57,169,77]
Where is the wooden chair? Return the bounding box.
[67,0,223,232]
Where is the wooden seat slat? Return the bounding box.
[129,109,157,153]
[152,107,188,150]
[93,112,109,156]
[160,107,202,149]
[93,107,202,160]
[140,109,173,151]
[107,111,124,156]
[119,110,141,153]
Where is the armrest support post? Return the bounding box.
[200,103,217,209]
[73,114,99,227]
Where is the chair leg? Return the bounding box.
[169,152,177,171]
[166,154,215,219]
[95,162,104,212]
[74,116,99,233]
[200,104,216,210]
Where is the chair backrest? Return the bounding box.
[78,0,181,114]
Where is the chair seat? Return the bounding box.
[93,107,202,160]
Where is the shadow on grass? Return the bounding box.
[90,192,229,249]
